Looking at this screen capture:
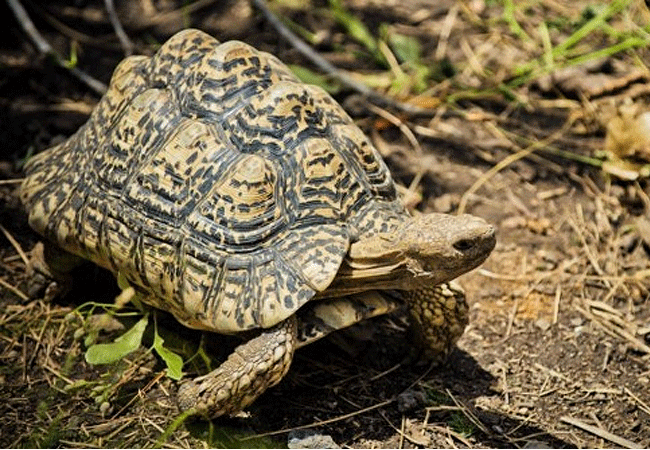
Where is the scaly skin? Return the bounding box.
[406,281,469,362]
[177,316,298,417]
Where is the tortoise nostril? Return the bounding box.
[453,238,474,252]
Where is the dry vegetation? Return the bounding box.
[1,0,650,448]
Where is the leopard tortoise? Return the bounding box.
[20,29,495,418]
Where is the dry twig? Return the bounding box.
[575,301,650,355]
[6,0,107,95]
[243,399,394,439]
[0,179,23,185]
[0,278,28,301]
[252,0,438,116]
[458,117,575,214]
[0,224,29,266]
[104,0,133,56]
[560,416,640,449]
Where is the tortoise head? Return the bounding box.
[326,213,496,295]
[388,213,496,284]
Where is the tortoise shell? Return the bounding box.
[20,29,407,333]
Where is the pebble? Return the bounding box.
[569,317,583,327]
[534,318,551,332]
[288,429,340,449]
[397,388,427,413]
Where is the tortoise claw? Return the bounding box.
[25,271,63,301]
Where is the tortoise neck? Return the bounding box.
[318,257,414,297]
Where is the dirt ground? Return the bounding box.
[1,0,650,448]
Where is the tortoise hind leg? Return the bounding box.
[178,316,298,418]
[405,282,469,364]
[27,241,83,300]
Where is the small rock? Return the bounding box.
[535,318,551,332]
[288,429,339,449]
[569,317,584,327]
[397,388,427,413]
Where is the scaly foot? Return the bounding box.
[178,316,298,418]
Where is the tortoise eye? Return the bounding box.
[453,238,475,252]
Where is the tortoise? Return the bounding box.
[19,29,495,418]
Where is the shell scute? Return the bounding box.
[187,154,284,248]
[222,82,329,159]
[93,88,181,192]
[124,119,236,223]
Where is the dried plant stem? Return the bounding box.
[6,0,107,94]
[560,415,640,449]
[252,0,436,116]
[458,117,574,214]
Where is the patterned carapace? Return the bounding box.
[20,29,407,333]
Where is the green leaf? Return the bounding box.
[328,0,385,65]
[152,328,184,381]
[85,315,148,365]
[63,41,78,69]
[289,65,341,93]
[329,0,376,51]
[387,32,421,64]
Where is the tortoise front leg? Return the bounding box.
[405,282,469,364]
[178,316,298,418]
